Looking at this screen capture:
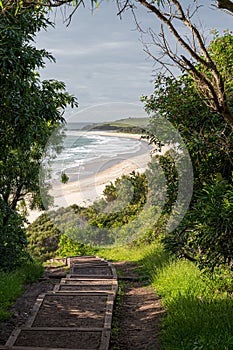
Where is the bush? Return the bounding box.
[189,176,233,270]
[0,199,29,270]
[163,176,233,271]
[57,232,97,257]
[26,213,62,261]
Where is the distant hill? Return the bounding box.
[81,117,149,133]
[66,122,94,130]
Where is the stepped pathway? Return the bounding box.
[2,256,118,350]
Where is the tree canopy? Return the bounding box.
[1,0,233,14]
[0,8,78,211]
[0,7,78,269]
[141,32,233,270]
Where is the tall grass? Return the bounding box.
[98,244,153,262]
[0,262,43,322]
[99,242,233,350]
[150,259,233,350]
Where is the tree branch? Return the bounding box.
[217,0,233,13]
[134,0,233,127]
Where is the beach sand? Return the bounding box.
[27,132,152,223]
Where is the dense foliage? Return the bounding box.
[26,213,62,261]
[142,74,232,186]
[0,8,78,269]
[141,33,233,271]
[0,199,29,270]
[26,171,151,259]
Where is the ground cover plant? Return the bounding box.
[0,262,43,323]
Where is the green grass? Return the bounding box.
[98,243,152,262]
[110,281,125,344]
[98,242,233,350]
[151,259,233,350]
[0,262,44,323]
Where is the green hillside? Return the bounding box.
[84,117,149,132]
[108,117,149,128]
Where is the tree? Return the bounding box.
[0,8,78,211]
[124,0,233,128]
[0,7,78,268]
[142,75,233,187]
[141,34,233,270]
[217,0,233,12]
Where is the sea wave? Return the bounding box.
[47,131,149,181]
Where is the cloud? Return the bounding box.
[67,102,149,122]
[36,1,233,122]
[47,40,134,57]
[37,10,154,115]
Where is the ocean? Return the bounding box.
[47,130,151,183]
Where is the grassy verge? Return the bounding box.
[98,242,233,350]
[98,243,155,263]
[110,281,125,348]
[0,262,44,323]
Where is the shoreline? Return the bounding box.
[58,131,152,183]
[27,131,153,223]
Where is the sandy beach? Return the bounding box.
[27,131,153,223]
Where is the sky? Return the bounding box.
[35,1,233,123]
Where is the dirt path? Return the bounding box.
[2,257,117,350]
[110,261,165,350]
[0,260,164,349]
[0,267,65,346]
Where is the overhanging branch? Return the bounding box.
[217,0,233,13]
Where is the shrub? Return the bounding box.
[163,176,233,271]
[189,176,233,270]
[0,199,29,270]
[26,213,62,261]
[57,232,97,257]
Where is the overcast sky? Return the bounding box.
[35,1,232,123]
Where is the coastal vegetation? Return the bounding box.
[0,6,78,270]
[26,171,149,260]
[0,2,232,349]
[80,117,149,133]
[141,30,233,271]
[23,27,233,349]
